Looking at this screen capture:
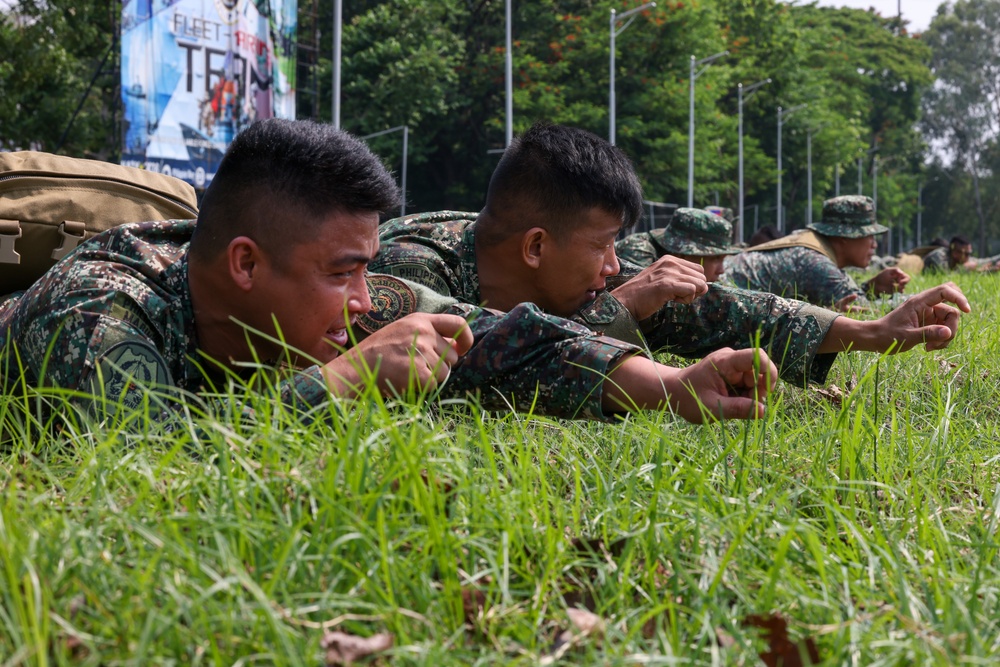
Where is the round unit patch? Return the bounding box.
[92,340,172,412]
[357,274,417,333]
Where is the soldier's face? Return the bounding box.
[251,211,378,365]
[535,208,622,317]
[950,244,972,266]
[679,254,727,282]
[836,235,878,268]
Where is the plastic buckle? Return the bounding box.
[0,219,22,265]
[52,220,86,261]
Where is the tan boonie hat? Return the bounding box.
[650,208,742,256]
[808,195,888,238]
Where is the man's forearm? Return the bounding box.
[818,315,881,353]
[601,355,680,413]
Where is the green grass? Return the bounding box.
[2,272,1000,665]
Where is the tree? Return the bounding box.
[0,0,118,157]
[922,0,1000,254]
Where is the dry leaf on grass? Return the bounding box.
[743,613,821,667]
[715,626,736,648]
[811,384,844,408]
[546,608,607,663]
[321,631,394,666]
[461,587,487,625]
[566,607,604,636]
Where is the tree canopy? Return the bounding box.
[2,0,994,249]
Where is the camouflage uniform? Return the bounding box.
[615,208,741,268]
[919,246,950,273]
[724,196,887,308]
[372,211,845,387]
[0,220,644,422]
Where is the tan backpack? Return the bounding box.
[0,151,199,294]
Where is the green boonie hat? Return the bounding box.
[807,195,889,238]
[649,208,742,256]
[704,205,735,223]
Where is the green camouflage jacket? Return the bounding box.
[372,212,843,386]
[921,247,950,273]
[614,233,662,268]
[0,220,641,423]
[724,244,873,308]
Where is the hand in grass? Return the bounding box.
[876,282,971,352]
[604,347,776,423]
[674,348,777,422]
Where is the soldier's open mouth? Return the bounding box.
[326,328,349,347]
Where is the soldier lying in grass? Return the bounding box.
[724,195,912,311]
[370,122,970,390]
[0,119,778,426]
[615,207,742,283]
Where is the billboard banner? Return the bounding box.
[121,0,296,190]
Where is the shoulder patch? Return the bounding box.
[378,260,451,296]
[357,274,417,333]
[90,340,172,411]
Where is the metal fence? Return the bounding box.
[626,200,679,237]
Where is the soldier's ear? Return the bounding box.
[522,227,547,269]
[228,236,262,291]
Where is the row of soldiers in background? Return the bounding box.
[617,196,995,313]
[875,235,1000,275]
[372,123,966,399]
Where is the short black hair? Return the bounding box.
[950,235,972,248]
[477,122,643,245]
[929,237,948,248]
[190,119,400,263]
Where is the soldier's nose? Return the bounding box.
[607,250,621,276]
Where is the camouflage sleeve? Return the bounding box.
[284,280,639,420]
[13,302,179,422]
[278,365,332,412]
[640,284,841,386]
[920,248,948,273]
[572,292,644,346]
[441,302,642,420]
[792,249,870,308]
[614,235,658,268]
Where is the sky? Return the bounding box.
[787,0,947,33]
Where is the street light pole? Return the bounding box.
[688,49,728,207]
[874,155,884,254]
[609,2,656,146]
[776,103,807,232]
[332,0,342,128]
[805,123,828,226]
[737,78,769,244]
[807,129,812,226]
[917,179,923,247]
[362,126,409,215]
[505,0,513,147]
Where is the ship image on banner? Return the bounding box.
[121,0,296,190]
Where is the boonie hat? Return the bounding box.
[704,205,735,223]
[807,195,888,238]
[650,208,742,256]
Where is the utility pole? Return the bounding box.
[687,49,728,206]
[609,3,656,146]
